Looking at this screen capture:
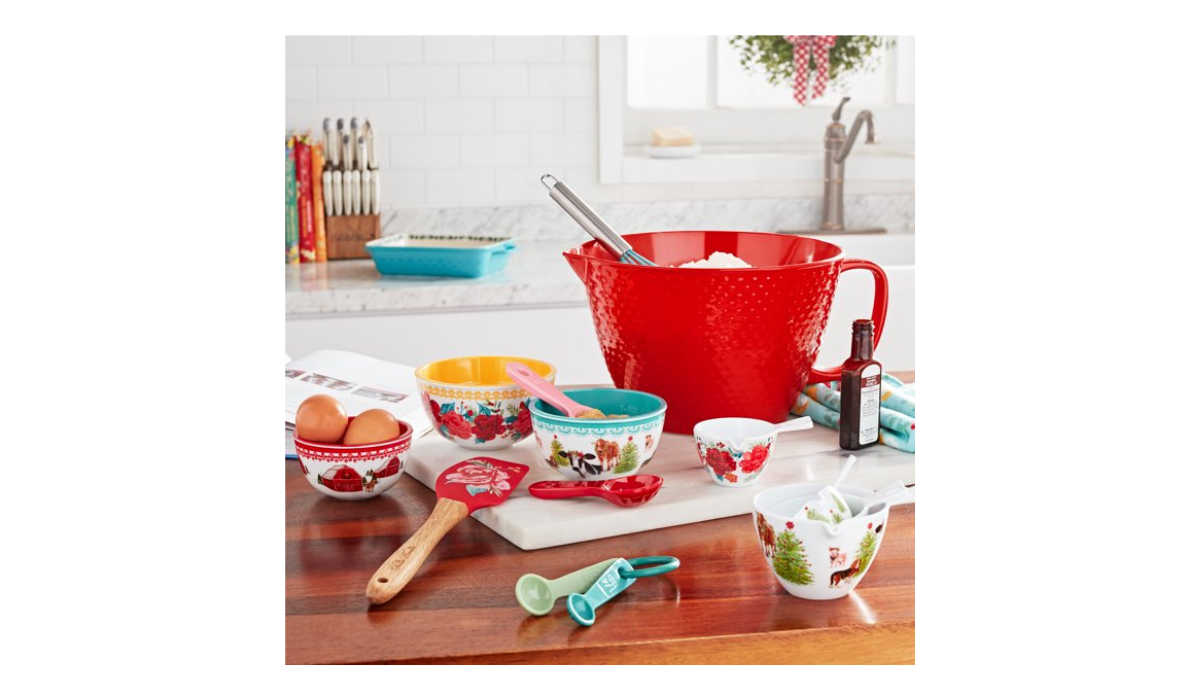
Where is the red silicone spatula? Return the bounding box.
[366,457,529,605]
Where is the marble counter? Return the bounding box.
[285,240,588,317]
[286,193,915,318]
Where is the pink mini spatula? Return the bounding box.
[506,362,605,418]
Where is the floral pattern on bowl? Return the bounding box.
[695,436,775,487]
[421,391,534,451]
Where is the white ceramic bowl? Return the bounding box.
[529,388,667,480]
[293,418,413,500]
[693,417,777,487]
[751,483,890,600]
[415,356,555,451]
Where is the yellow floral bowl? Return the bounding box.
[415,356,556,451]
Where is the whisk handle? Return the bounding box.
[542,174,634,261]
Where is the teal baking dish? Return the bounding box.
[366,235,517,278]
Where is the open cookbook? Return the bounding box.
[285,349,433,457]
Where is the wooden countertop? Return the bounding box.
[286,375,915,664]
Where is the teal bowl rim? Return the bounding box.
[528,387,667,428]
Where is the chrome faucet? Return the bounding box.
[784,96,885,235]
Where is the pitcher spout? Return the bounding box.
[563,250,588,282]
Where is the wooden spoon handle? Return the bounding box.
[366,498,469,605]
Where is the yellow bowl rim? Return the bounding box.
[414,355,557,390]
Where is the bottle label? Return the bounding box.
[860,366,881,444]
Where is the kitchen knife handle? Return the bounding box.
[322,170,333,217]
[366,498,469,605]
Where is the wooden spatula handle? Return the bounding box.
[366,498,469,605]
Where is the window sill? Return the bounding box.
[620,143,914,184]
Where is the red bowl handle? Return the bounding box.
[807,259,889,384]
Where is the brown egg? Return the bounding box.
[343,409,401,445]
[295,394,348,443]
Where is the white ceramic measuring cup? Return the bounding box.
[692,416,813,487]
[796,455,856,524]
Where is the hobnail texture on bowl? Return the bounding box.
[563,231,888,433]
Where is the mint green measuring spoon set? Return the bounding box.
[515,556,680,627]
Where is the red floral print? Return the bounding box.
[705,448,737,477]
[444,459,514,497]
[441,411,473,440]
[428,399,442,424]
[739,444,771,473]
[786,521,794,529]
[512,403,532,436]
[472,414,506,441]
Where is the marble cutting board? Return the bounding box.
[405,425,915,551]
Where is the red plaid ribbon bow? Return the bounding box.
[785,35,837,105]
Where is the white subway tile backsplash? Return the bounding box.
[496,167,564,202]
[529,64,591,97]
[380,170,425,207]
[496,99,563,132]
[389,65,458,98]
[287,36,351,65]
[425,100,494,133]
[495,36,563,63]
[563,36,595,63]
[427,168,495,204]
[370,135,390,169]
[391,134,460,168]
[352,36,421,64]
[284,36,607,212]
[317,66,388,100]
[530,133,594,167]
[460,64,528,97]
[424,36,493,64]
[359,101,423,135]
[286,66,316,101]
[286,101,352,133]
[563,166,618,203]
[563,99,593,133]
[461,134,529,167]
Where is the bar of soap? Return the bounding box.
[651,126,695,147]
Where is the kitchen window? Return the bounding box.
[598,36,915,184]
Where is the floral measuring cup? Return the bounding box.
[693,416,812,487]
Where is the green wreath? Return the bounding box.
[728,35,891,89]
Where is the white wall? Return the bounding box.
[285,36,914,210]
[286,36,597,209]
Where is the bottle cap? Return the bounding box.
[853,319,874,333]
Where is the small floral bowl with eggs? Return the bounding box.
[293,395,413,500]
[416,355,555,451]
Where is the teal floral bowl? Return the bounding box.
[529,388,667,480]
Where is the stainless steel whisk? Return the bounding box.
[541,175,656,266]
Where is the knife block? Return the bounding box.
[325,215,381,260]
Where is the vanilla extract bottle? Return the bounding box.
[839,319,882,450]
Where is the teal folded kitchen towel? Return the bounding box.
[792,374,915,452]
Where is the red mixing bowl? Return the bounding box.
[563,231,888,434]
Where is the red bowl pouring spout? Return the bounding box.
[563,231,888,434]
